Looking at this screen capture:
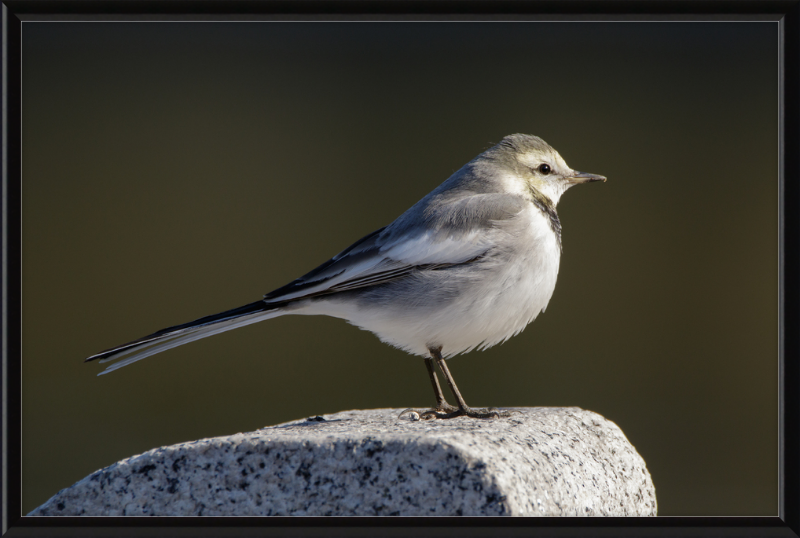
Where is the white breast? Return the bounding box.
[428,205,561,355]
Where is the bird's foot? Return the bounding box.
[454,406,518,419]
[399,403,459,421]
[399,405,517,420]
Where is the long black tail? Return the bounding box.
[85,300,281,375]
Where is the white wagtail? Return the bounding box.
[86,134,605,419]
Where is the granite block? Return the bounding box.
[29,407,656,516]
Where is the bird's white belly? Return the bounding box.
[303,207,562,358]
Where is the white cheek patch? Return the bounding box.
[537,181,569,205]
[497,172,531,197]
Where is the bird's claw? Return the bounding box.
[399,403,458,421]
[399,405,517,420]
[462,407,519,419]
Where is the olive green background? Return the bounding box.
[21,22,779,516]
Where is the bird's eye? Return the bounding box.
[538,163,551,175]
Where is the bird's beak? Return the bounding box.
[566,171,607,185]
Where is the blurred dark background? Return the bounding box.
[21,22,778,516]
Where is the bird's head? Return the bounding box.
[489,134,606,206]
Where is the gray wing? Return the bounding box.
[263,193,528,305]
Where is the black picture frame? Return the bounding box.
[2,1,798,537]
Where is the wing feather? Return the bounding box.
[263,193,527,305]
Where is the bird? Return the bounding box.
[86,134,606,419]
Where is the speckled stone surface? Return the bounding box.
[30,407,656,516]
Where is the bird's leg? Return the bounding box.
[424,355,459,414]
[432,352,512,419]
[399,347,512,420]
[399,349,458,420]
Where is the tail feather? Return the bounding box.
[86,300,283,376]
